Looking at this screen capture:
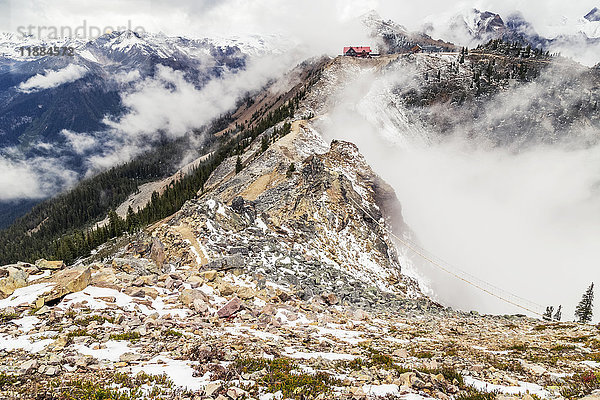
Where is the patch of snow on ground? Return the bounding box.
[362,384,399,397]
[11,316,39,333]
[0,283,54,309]
[581,360,600,368]
[74,340,132,362]
[464,376,548,396]
[60,286,135,310]
[131,356,210,391]
[255,217,268,232]
[314,325,364,345]
[27,270,51,282]
[0,333,53,353]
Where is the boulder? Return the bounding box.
[236,286,255,300]
[35,259,65,270]
[119,352,142,363]
[90,268,119,289]
[217,297,242,318]
[35,266,91,307]
[192,298,209,313]
[0,266,28,298]
[186,275,205,287]
[204,382,221,397]
[150,237,166,267]
[112,258,160,275]
[217,282,235,296]
[17,359,38,375]
[398,372,416,388]
[178,288,209,307]
[200,270,218,282]
[322,293,339,305]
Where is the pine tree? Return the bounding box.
[575,283,594,323]
[286,163,296,178]
[543,306,554,321]
[235,156,243,174]
[554,305,562,321]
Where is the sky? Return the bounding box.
[1,0,598,49]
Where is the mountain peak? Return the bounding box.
[584,7,600,21]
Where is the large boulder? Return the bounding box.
[0,266,28,298]
[178,288,209,307]
[217,297,242,318]
[35,259,65,270]
[35,266,91,307]
[112,257,160,275]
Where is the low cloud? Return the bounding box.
[0,152,78,201]
[61,129,99,155]
[18,64,87,93]
[85,52,303,172]
[314,57,600,321]
[104,54,301,141]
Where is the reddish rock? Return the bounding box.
[217,297,242,318]
[323,293,339,305]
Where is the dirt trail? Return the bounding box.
[174,223,208,266]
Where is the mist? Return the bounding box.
[314,58,600,322]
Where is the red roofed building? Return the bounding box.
[343,46,372,57]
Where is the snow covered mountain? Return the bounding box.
[422,9,508,48]
[585,7,600,22]
[422,8,600,65]
[362,10,455,53]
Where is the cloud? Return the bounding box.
[0,152,78,201]
[61,129,98,155]
[18,64,87,93]
[89,51,303,171]
[313,56,600,321]
[113,70,141,85]
[0,158,44,200]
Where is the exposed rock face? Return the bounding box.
[145,129,420,312]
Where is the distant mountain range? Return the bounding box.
[0,30,286,226]
[0,30,279,153]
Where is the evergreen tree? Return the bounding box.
[286,163,296,178]
[543,306,554,321]
[235,156,243,174]
[575,283,594,323]
[554,305,562,321]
